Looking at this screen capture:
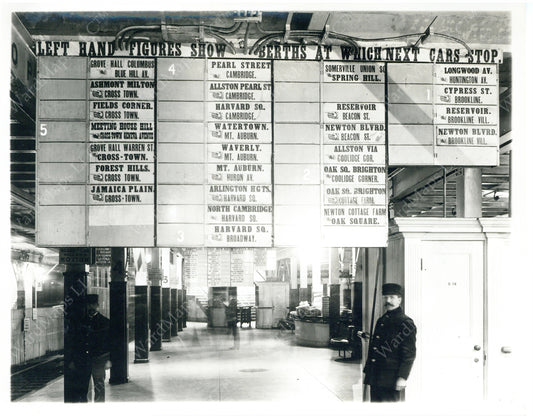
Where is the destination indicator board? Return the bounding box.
[208,122,272,142]
[323,125,385,144]
[324,62,385,83]
[207,163,272,184]
[435,126,499,146]
[323,102,385,123]
[321,61,387,247]
[88,58,155,209]
[89,79,155,100]
[89,58,155,79]
[206,224,272,247]
[207,59,271,81]
[89,142,155,163]
[207,81,272,101]
[324,185,387,206]
[434,105,498,125]
[323,144,386,165]
[434,85,498,106]
[207,101,271,122]
[89,164,154,183]
[434,64,499,147]
[206,58,273,247]
[433,64,498,85]
[207,143,271,164]
[90,121,155,141]
[89,102,154,121]
[206,184,272,204]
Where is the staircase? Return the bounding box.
[186,288,209,322]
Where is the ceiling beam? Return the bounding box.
[391,167,444,201]
[307,12,330,31]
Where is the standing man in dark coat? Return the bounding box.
[80,294,111,402]
[360,283,417,402]
[225,297,240,349]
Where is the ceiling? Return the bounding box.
[10,11,512,251]
[17,11,511,45]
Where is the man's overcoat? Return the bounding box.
[363,306,416,389]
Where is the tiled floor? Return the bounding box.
[18,322,364,403]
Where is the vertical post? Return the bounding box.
[183,288,188,328]
[63,263,88,402]
[443,167,447,218]
[149,248,162,351]
[456,168,482,218]
[312,258,321,303]
[329,284,341,338]
[150,286,162,350]
[177,289,184,331]
[134,285,149,363]
[289,257,299,311]
[170,288,178,336]
[297,261,304,302]
[109,247,128,384]
[508,150,512,217]
[161,287,171,342]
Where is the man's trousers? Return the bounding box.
[370,386,405,402]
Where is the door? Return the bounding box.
[414,240,484,401]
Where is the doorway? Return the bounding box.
[413,240,484,401]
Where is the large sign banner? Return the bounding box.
[36,48,500,248]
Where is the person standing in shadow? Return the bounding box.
[226,297,239,349]
[82,294,111,402]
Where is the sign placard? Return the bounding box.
[207,101,271,122]
[206,224,272,247]
[59,247,93,264]
[207,81,272,101]
[323,124,385,144]
[434,64,499,148]
[207,143,271,164]
[86,58,156,244]
[36,52,500,248]
[95,247,112,265]
[433,64,498,85]
[324,62,385,83]
[207,59,272,81]
[90,121,155,141]
[89,79,155,100]
[321,61,388,247]
[207,122,272,142]
[89,58,155,79]
[323,144,386,164]
[205,59,273,247]
[89,142,155,163]
[323,102,385,123]
[206,184,272,204]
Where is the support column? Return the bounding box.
[150,286,162,350]
[149,248,162,351]
[177,289,184,331]
[456,168,482,218]
[298,257,307,302]
[329,284,341,338]
[134,285,149,363]
[312,258,321,303]
[182,288,188,328]
[170,288,178,336]
[289,256,299,311]
[63,263,88,403]
[161,287,171,342]
[329,247,341,285]
[109,248,128,385]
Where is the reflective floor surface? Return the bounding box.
[17,322,363,403]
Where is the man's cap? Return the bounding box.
[86,294,99,304]
[382,283,403,296]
